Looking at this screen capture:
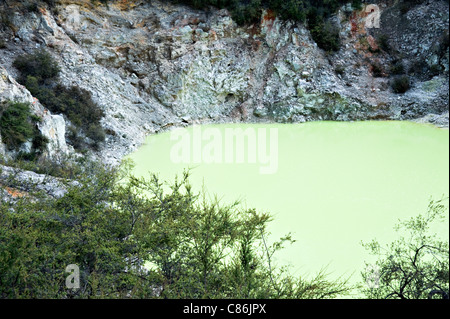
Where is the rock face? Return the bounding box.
[0,164,76,200]
[0,0,448,165]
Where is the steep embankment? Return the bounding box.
[0,0,448,165]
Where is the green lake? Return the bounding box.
[127,120,449,294]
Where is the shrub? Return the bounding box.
[0,10,15,32]
[0,101,47,154]
[0,102,34,150]
[389,61,405,75]
[408,59,428,75]
[351,0,363,10]
[377,34,390,52]
[391,75,410,93]
[24,75,55,101]
[86,123,106,148]
[13,48,60,83]
[370,62,384,77]
[275,0,308,22]
[25,2,40,13]
[399,3,411,15]
[438,30,449,57]
[66,125,84,150]
[52,85,105,143]
[31,134,50,155]
[309,20,340,52]
[228,0,263,26]
[430,64,442,76]
[43,0,57,7]
[441,30,449,49]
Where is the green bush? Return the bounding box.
[0,151,86,180]
[351,0,362,10]
[13,48,60,83]
[43,0,57,7]
[0,9,16,32]
[438,30,449,57]
[51,85,105,134]
[0,102,34,150]
[309,21,340,52]
[408,59,428,75]
[430,64,442,76]
[274,0,308,22]
[25,2,40,13]
[391,75,410,93]
[0,101,48,154]
[230,0,264,25]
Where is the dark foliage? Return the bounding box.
[376,34,390,53]
[399,0,426,15]
[370,62,384,77]
[13,48,60,83]
[391,75,411,93]
[13,49,105,150]
[389,60,405,75]
[0,101,48,155]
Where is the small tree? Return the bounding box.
[360,198,449,299]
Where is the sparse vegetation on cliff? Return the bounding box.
[13,49,105,151]
[0,101,48,158]
[391,75,411,94]
[167,0,353,51]
[87,0,359,52]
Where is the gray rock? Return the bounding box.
[0,164,78,199]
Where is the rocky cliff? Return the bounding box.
[0,0,448,165]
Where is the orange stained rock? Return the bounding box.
[1,185,28,198]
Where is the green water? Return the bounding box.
[127,121,449,292]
